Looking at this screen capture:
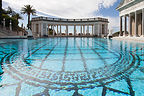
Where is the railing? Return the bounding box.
[32,16,108,22]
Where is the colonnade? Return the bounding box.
[31,17,109,37]
[120,8,144,37]
[32,24,108,37]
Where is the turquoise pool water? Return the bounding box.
[0,38,144,96]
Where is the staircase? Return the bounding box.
[0,28,18,36]
[0,27,28,39]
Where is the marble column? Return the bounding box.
[43,24,46,36]
[81,25,82,35]
[10,20,12,31]
[142,8,144,36]
[74,25,76,36]
[94,24,96,36]
[66,25,68,36]
[39,23,41,37]
[83,25,85,35]
[48,25,49,36]
[135,11,138,37]
[45,24,48,36]
[124,15,127,36]
[53,25,55,36]
[41,23,44,36]
[65,25,67,35]
[57,25,59,35]
[3,18,5,28]
[129,13,132,36]
[92,25,94,36]
[60,25,62,36]
[104,24,106,36]
[87,25,89,34]
[98,24,102,37]
[120,16,123,36]
[105,24,108,36]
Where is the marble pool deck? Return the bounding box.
[113,36,144,43]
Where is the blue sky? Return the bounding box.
[3,0,121,32]
[96,0,121,32]
[97,0,120,17]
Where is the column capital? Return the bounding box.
[120,16,123,18]
[129,13,132,16]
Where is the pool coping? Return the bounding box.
[112,36,144,43]
[0,36,28,39]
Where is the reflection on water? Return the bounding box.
[0,38,144,96]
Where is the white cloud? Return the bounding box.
[3,0,117,18]
[3,0,119,31]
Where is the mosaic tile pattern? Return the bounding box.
[0,38,144,96]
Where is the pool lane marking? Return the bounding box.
[23,39,54,65]
[92,38,120,57]
[62,38,68,72]
[39,38,61,69]
[125,77,135,96]
[25,39,53,59]
[75,38,88,72]
[81,38,107,65]
[80,38,133,78]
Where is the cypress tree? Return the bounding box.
[0,0,2,25]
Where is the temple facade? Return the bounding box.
[117,0,144,37]
[31,17,109,37]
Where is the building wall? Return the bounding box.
[118,0,144,37]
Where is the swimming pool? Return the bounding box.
[0,38,144,96]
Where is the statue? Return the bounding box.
[26,29,33,39]
[107,29,113,39]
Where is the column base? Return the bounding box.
[127,35,132,37]
[119,33,123,37]
[134,35,139,37]
[119,35,122,37]
[123,35,126,37]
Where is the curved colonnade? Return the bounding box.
[31,17,109,37]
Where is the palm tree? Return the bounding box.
[0,0,2,25]
[21,5,36,29]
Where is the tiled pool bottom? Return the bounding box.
[0,38,144,96]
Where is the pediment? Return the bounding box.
[117,0,135,9]
[124,0,133,4]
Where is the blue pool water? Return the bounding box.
[0,38,144,96]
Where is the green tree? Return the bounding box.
[7,6,13,14]
[0,0,2,25]
[21,5,36,29]
[13,13,23,26]
[13,13,23,21]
